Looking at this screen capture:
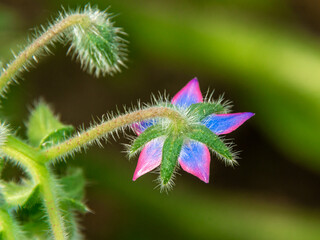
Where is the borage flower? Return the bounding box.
[129,78,254,189]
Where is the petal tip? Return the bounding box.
[246,112,255,118]
[190,77,198,83]
[132,173,139,181]
[132,140,163,181]
[172,78,203,106]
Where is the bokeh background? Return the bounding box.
[0,0,320,239]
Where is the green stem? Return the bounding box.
[2,136,66,240]
[43,106,186,160]
[2,136,42,182]
[39,167,66,240]
[0,14,90,95]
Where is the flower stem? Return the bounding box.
[0,14,90,95]
[43,106,185,160]
[2,136,66,240]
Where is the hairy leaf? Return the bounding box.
[61,197,89,213]
[60,168,86,201]
[0,180,40,209]
[27,101,74,147]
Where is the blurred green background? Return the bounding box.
[0,0,320,239]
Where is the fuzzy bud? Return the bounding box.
[67,5,127,77]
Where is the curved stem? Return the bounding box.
[0,14,90,95]
[43,106,186,160]
[2,136,66,240]
[2,136,43,182]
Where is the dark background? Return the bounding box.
[0,0,319,239]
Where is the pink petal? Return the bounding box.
[133,138,164,181]
[202,112,254,135]
[178,140,211,183]
[171,78,203,108]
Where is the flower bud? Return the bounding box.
[67,5,127,77]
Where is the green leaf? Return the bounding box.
[60,168,89,214]
[39,126,74,148]
[0,180,40,209]
[26,101,74,147]
[61,197,89,213]
[18,202,50,239]
[160,135,184,185]
[60,168,88,238]
[60,168,86,201]
[130,124,166,156]
[187,125,235,166]
[188,102,227,121]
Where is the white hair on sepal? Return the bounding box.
[209,135,239,167]
[153,164,181,194]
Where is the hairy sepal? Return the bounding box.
[27,101,74,148]
[129,124,166,157]
[187,125,235,166]
[188,102,227,121]
[160,135,184,186]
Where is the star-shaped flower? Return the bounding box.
[130,78,254,186]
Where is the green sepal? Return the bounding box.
[160,135,184,185]
[27,101,74,147]
[187,125,235,165]
[188,102,226,121]
[0,180,40,209]
[130,124,166,156]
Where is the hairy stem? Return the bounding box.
[39,167,65,240]
[2,136,43,182]
[43,106,186,160]
[2,136,66,240]
[0,13,90,95]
